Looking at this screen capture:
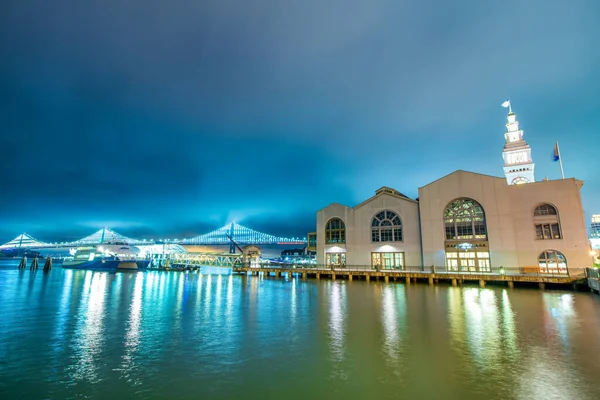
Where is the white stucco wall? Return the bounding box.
[418,170,592,269]
[316,192,421,267]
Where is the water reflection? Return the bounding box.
[449,288,520,371]
[68,272,108,384]
[120,272,143,383]
[543,293,576,352]
[380,285,406,372]
[328,282,346,370]
[500,290,519,357]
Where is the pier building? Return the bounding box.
[316,107,593,272]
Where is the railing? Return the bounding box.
[586,268,600,279]
[241,263,588,278]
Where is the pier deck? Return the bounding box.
[232,265,588,289]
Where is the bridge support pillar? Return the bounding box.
[539,282,545,290]
[348,274,352,281]
[428,277,434,286]
[508,281,514,289]
[479,280,485,288]
[384,275,389,283]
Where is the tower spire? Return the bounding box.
[501,102,535,185]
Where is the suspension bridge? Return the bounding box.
[0,222,306,254]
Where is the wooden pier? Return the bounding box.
[232,266,588,290]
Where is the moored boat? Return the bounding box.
[62,243,150,271]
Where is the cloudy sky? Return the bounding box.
[1,0,599,242]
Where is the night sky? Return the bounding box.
[1,0,599,243]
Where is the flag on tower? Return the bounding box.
[501,99,511,108]
[553,141,565,179]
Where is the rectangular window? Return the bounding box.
[326,253,346,267]
[446,224,455,240]
[372,230,379,242]
[381,228,393,242]
[447,250,491,272]
[371,252,404,270]
[535,223,562,240]
[458,252,475,258]
[447,259,458,271]
[478,259,490,272]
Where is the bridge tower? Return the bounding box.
[229,222,236,253]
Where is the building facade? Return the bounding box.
[316,187,422,269]
[315,106,593,273]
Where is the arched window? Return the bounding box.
[371,210,402,242]
[512,176,529,184]
[325,218,345,244]
[533,203,561,240]
[534,204,557,216]
[538,250,567,274]
[444,198,487,240]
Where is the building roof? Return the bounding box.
[418,170,505,189]
[354,186,416,209]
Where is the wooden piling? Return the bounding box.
[479,280,485,288]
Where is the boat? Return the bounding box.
[62,242,150,271]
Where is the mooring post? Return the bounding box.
[43,257,52,272]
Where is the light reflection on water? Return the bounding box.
[1,264,600,400]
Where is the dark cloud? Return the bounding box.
[0,0,599,243]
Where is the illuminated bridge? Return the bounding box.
[0,222,306,253]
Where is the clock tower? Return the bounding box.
[502,109,535,185]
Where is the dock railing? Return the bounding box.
[247,263,587,279]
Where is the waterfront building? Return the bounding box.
[316,107,593,272]
[591,214,600,253]
[316,186,422,268]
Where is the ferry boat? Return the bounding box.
[62,242,150,271]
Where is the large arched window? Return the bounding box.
[444,198,487,240]
[538,250,567,274]
[371,210,403,242]
[325,218,345,244]
[534,203,561,240]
